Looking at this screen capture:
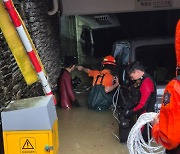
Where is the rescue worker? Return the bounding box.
[124,61,156,117]
[77,55,119,110]
[151,74,180,154]
[57,56,80,109]
[123,61,156,141]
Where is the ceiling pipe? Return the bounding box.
[48,0,59,15]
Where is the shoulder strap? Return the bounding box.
[95,74,105,84]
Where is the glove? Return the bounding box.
[124,109,133,118]
[72,99,80,107]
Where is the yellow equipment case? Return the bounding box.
[1,95,59,154]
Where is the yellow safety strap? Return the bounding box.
[0,2,40,85]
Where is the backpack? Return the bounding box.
[158,75,180,149]
[88,74,112,111]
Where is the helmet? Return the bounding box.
[102,55,116,66]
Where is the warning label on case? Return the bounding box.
[20,138,36,153]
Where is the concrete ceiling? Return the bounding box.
[62,0,180,15]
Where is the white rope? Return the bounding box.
[111,85,122,141]
[127,112,165,154]
[112,85,121,123]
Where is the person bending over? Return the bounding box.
[77,55,119,110]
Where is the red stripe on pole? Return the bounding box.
[47,92,57,105]
[4,1,21,27]
[27,51,42,73]
[47,92,53,95]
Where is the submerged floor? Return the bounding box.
[57,92,129,154]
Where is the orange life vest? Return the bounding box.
[152,76,180,150]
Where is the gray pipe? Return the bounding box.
[48,0,59,15]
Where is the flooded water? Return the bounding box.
[57,92,129,154]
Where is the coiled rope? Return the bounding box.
[127,112,165,154]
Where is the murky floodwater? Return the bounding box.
[57,92,129,154]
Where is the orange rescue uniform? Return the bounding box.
[152,77,180,150]
[88,69,114,88]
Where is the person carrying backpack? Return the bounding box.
[77,55,119,110]
[119,61,156,142]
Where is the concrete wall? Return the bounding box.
[0,30,44,105]
[21,0,61,90]
[62,0,180,15]
[60,16,77,58]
